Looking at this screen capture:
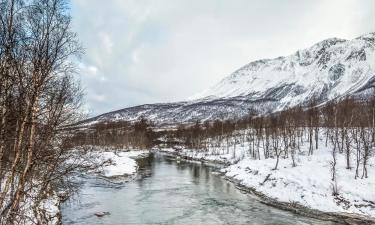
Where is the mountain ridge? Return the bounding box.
[79,32,375,126]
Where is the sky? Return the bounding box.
[70,0,375,116]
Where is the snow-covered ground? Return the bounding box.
[66,147,150,178]
[158,132,375,219]
[158,147,237,164]
[28,192,60,225]
[0,177,61,225]
[95,150,149,177]
[1,149,149,224]
[224,148,375,217]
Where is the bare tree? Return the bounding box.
[0,0,90,223]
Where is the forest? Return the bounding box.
[70,95,375,194]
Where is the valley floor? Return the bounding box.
[158,133,375,220]
[18,141,374,224]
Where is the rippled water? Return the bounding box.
[61,153,334,225]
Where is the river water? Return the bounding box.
[61,153,334,225]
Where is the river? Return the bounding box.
[61,153,335,225]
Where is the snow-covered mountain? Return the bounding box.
[80,33,375,126]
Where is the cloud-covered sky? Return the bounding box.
[70,0,375,116]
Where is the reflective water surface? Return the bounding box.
[61,153,334,225]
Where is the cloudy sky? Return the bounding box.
[70,0,375,116]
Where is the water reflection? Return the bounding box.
[61,153,336,225]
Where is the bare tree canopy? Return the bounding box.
[0,0,87,224]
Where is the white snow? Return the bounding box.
[97,150,149,177]
[32,193,60,225]
[193,33,375,105]
[223,148,375,217]
[0,149,149,224]
[78,33,375,125]
[160,146,245,164]
[67,147,149,178]
[0,177,61,225]
[159,130,375,218]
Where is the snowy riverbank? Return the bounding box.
[223,148,375,218]
[93,150,150,178]
[157,133,375,222]
[0,177,62,225]
[22,149,149,224]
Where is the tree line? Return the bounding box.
[67,93,375,197]
[166,95,375,194]
[66,118,157,149]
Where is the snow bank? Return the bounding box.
[0,175,60,225]
[65,148,149,178]
[97,150,149,177]
[159,144,247,165]
[159,132,375,218]
[32,193,60,225]
[0,149,149,224]
[223,148,375,217]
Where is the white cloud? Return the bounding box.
[70,0,375,115]
[99,32,114,55]
[92,94,106,102]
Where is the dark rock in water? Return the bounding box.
[94,212,110,217]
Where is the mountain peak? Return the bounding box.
[81,32,375,126]
[356,32,375,40]
[312,37,347,48]
[194,33,375,101]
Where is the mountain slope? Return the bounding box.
[195,33,375,107]
[81,33,375,126]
